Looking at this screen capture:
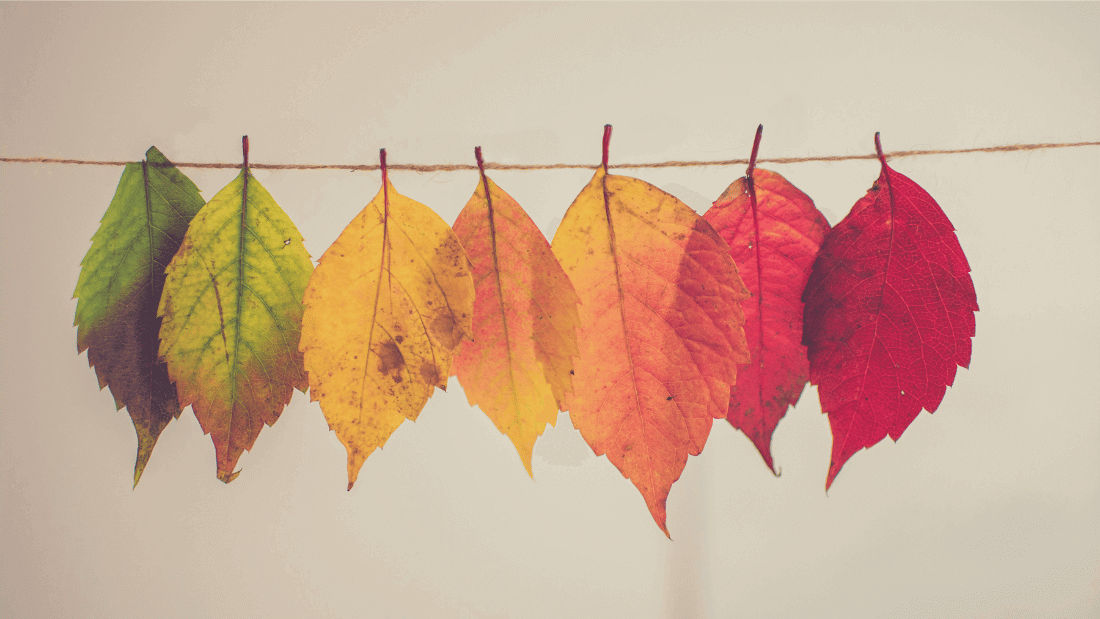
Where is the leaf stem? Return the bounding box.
[874,132,887,168]
[474,146,526,474]
[380,149,390,270]
[745,126,769,474]
[225,135,251,482]
[379,148,388,188]
[602,124,612,170]
[747,124,763,177]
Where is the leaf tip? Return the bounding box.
[132,422,162,488]
[347,455,364,491]
[133,457,149,489]
[646,497,671,538]
[825,464,839,492]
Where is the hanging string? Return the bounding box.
[2,140,1097,172]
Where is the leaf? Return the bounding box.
[702,126,830,473]
[451,148,580,476]
[551,126,749,535]
[158,137,313,483]
[802,134,978,489]
[300,150,475,489]
[74,146,205,486]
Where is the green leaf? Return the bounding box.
[158,167,313,483]
[74,146,205,486]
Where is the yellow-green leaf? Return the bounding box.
[300,171,474,489]
[158,168,313,483]
[74,146,205,486]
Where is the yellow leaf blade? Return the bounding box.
[301,180,474,488]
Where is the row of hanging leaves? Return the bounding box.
[73,126,978,536]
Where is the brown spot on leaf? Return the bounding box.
[430,312,462,349]
[376,339,405,381]
[419,362,440,385]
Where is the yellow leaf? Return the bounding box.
[300,162,475,489]
[451,150,580,476]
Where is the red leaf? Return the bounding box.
[703,126,829,473]
[802,134,978,489]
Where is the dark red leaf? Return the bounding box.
[802,134,978,489]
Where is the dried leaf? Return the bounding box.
[802,134,978,489]
[703,127,829,473]
[551,127,749,535]
[451,148,580,476]
[74,146,205,485]
[158,138,313,483]
[300,151,475,489]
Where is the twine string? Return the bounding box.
[2,140,1098,172]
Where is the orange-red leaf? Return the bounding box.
[551,128,749,535]
[703,130,829,473]
[451,151,580,476]
[802,134,978,489]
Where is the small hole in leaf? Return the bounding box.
[284,239,291,245]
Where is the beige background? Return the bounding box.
[2,3,1098,618]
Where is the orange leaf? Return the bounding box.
[451,148,580,476]
[550,127,749,535]
[300,150,475,489]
